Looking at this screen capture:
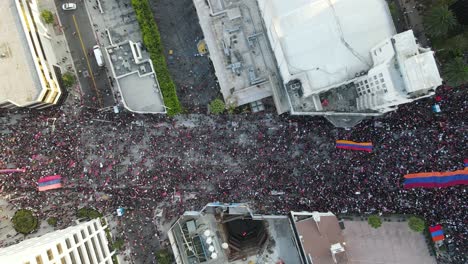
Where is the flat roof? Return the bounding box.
[193,0,289,112]
[107,42,165,113]
[293,212,346,264]
[259,0,396,96]
[117,73,165,112]
[0,0,41,105]
[342,220,437,264]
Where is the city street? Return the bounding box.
[54,0,115,108]
[0,0,466,263]
[0,85,466,263]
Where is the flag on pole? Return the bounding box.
[336,140,373,152]
[38,175,62,191]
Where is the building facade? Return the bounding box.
[0,0,62,109]
[0,219,115,264]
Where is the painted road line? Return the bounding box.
[72,15,103,108]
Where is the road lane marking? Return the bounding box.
[72,15,103,108]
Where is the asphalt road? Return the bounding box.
[151,0,220,112]
[55,1,115,108]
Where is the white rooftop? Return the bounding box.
[259,0,396,97]
[0,0,41,106]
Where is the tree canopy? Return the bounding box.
[41,10,54,25]
[209,99,226,114]
[155,249,173,264]
[443,57,468,87]
[61,72,76,88]
[367,215,382,229]
[77,208,102,219]
[408,216,426,232]
[12,209,38,234]
[47,217,58,227]
[424,4,458,37]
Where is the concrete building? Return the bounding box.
[168,203,303,264]
[0,219,115,264]
[106,40,166,114]
[168,203,436,264]
[195,0,442,127]
[193,0,288,114]
[0,0,63,109]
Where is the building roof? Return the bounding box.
[169,204,437,264]
[292,212,347,264]
[0,219,114,264]
[0,0,42,106]
[106,41,166,113]
[168,203,303,264]
[259,0,396,96]
[193,0,289,113]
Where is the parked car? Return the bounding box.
[62,3,77,11]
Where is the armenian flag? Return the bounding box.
[336,140,373,152]
[0,168,26,174]
[38,175,62,192]
[403,170,468,189]
[429,225,444,242]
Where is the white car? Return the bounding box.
[62,3,77,10]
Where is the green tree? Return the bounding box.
[443,33,468,57]
[77,208,102,219]
[408,216,425,232]
[367,215,382,229]
[47,217,58,227]
[443,57,468,87]
[209,98,226,114]
[113,238,125,251]
[41,10,54,25]
[388,2,399,23]
[131,0,182,116]
[424,4,458,37]
[155,249,173,264]
[12,209,38,234]
[434,33,468,59]
[61,72,76,88]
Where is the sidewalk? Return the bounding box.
[396,0,429,46]
[38,0,82,105]
[83,0,143,47]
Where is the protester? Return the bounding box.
[0,85,465,263]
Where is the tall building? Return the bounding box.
[194,0,442,127]
[0,0,62,109]
[0,219,115,264]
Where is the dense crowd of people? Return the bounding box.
[0,85,466,263]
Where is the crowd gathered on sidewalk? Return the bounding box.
[0,85,466,263]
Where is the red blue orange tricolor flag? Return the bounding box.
[403,170,468,189]
[38,175,63,192]
[429,225,444,242]
[336,140,373,152]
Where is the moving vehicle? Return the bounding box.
[62,3,77,11]
[93,45,104,67]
